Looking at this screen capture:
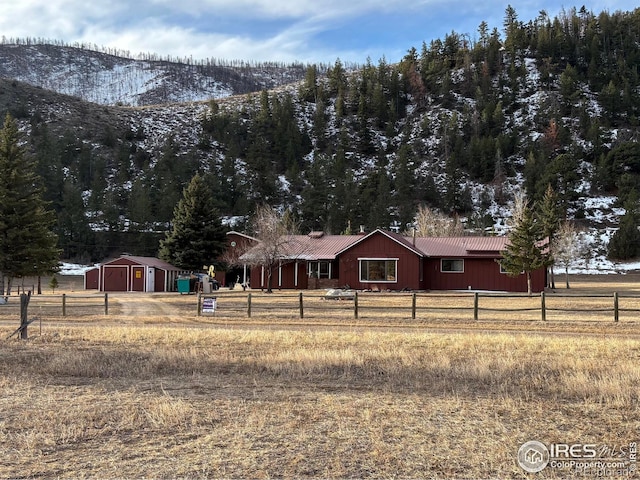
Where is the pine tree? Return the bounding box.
[0,114,60,296]
[500,196,550,295]
[394,144,416,228]
[538,185,561,288]
[608,193,640,260]
[57,179,95,262]
[158,174,228,271]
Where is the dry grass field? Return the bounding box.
[0,275,639,478]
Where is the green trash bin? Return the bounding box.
[177,278,191,294]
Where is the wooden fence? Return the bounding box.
[198,291,640,322]
[1,291,639,323]
[0,293,109,318]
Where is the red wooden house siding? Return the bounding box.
[424,257,546,292]
[84,268,99,289]
[339,234,423,291]
[250,261,310,290]
[241,229,547,293]
[277,261,308,289]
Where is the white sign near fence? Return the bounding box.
[201,297,217,314]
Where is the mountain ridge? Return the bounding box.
[0,42,312,106]
[1,10,640,273]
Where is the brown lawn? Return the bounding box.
[0,274,638,478]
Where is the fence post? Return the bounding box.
[20,293,30,340]
[299,292,304,319]
[104,293,109,315]
[247,293,252,318]
[412,293,416,319]
[62,293,66,317]
[541,291,546,321]
[474,292,479,320]
[614,292,619,322]
[354,291,359,319]
[197,293,202,317]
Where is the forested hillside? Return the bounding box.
[1,6,640,266]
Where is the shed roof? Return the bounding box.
[102,255,181,270]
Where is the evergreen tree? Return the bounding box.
[299,154,330,232]
[57,179,95,262]
[394,144,416,228]
[538,185,562,288]
[0,114,60,296]
[608,193,640,260]
[159,174,228,271]
[500,195,550,295]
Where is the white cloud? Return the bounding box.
[2,0,640,64]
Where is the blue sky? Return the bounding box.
[1,1,637,65]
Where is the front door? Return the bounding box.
[132,266,145,291]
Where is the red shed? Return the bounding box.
[84,267,99,289]
[90,255,182,292]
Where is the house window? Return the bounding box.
[359,259,397,282]
[308,261,331,278]
[441,259,464,273]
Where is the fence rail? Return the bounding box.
[0,293,109,317]
[1,291,639,323]
[198,291,640,322]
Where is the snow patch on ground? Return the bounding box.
[59,262,97,275]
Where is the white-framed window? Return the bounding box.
[308,261,331,278]
[441,259,464,273]
[359,258,398,282]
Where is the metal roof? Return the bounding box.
[102,255,181,270]
[240,229,511,262]
[413,236,508,257]
[279,234,364,260]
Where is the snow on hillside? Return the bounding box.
[0,44,233,106]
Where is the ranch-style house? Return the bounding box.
[239,228,547,293]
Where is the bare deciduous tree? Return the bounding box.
[243,205,300,293]
[507,191,528,229]
[554,221,579,288]
[407,204,464,237]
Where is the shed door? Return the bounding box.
[132,266,145,291]
[146,267,155,292]
[104,266,128,291]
